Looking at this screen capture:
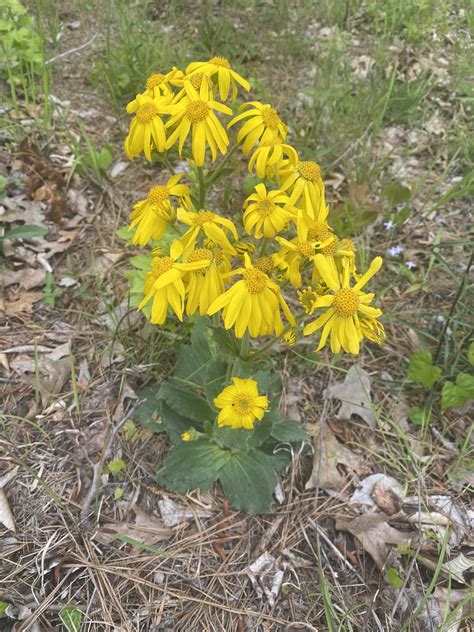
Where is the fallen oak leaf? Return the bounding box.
[0,467,19,532]
[305,422,362,493]
[336,513,411,570]
[324,363,377,429]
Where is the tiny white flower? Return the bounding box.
[405,261,416,270]
[388,246,403,256]
[384,220,394,230]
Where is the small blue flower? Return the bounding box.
[405,261,416,270]
[388,246,403,256]
[384,220,394,230]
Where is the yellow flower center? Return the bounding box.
[333,287,359,317]
[136,102,159,123]
[307,224,331,242]
[210,56,230,68]
[297,160,321,183]
[186,100,210,122]
[187,248,213,263]
[261,107,281,129]
[151,256,173,278]
[243,267,267,294]
[193,210,215,225]
[298,241,314,257]
[233,393,253,415]
[189,72,205,91]
[255,199,275,217]
[146,73,166,90]
[254,257,275,275]
[341,238,356,253]
[321,236,339,256]
[147,185,169,205]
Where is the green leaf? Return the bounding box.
[382,183,412,205]
[159,378,214,422]
[108,459,126,473]
[173,345,203,381]
[211,327,239,357]
[468,342,474,366]
[114,487,124,500]
[386,567,404,589]
[441,373,474,410]
[408,405,431,425]
[219,449,277,514]
[408,351,442,388]
[159,400,200,444]
[133,385,165,431]
[111,534,174,556]
[393,206,411,225]
[191,317,213,363]
[157,439,231,493]
[204,355,229,402]
[252,370,282,396]
[243,174,261,195]
[271,419,308,443]
[0,601,8,616]
[59,605,83,632]
[1,224,48,241]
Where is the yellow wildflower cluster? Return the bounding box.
[124,58,384,355]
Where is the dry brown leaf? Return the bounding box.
[0,467,18,532]
[305,422,362,493]
[4,290,43,317]
[158,495,212,527]
[2,267,46,290]
[324,363,377,429]
[350,473,403,515]
[247,552,288,607]
[96,507,172,548]
[336,513,410,569]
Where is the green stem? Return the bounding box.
[206,143,239,186]
[246,334,281,360]
[258,237,268,257]
[162,154,176,175]
[197,166,206,209]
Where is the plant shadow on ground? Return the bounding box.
[0,0,472,630]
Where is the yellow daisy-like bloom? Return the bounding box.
[185,247,230,316]
[228,101,288,155]
[298,287,318,314]
[141,67,183,98]
[186,56,250,101]
[177,208,238,256]
[129,174,190,246]
[208,254,295,338]
[311,234,356,285]
[243,183,295,239]
[165,80,232,166]
[234,241,256,256]
[283,329,297,346]
[279,159,326,220]
[214,377,268,429]
[125,94,172,160]
[138,241,210,325]
[303,254,383,354]
[248,139,298,178]
[273,213,333,288]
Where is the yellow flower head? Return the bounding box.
[253,256,275,276]
[248,139,298,178]
[214,377,268,429]
[165,79,232,165]
[129,174,190,246]
[234,241,256,256]
[138,240,210,324]
[207,254,295,338]
[243,183,295,239]
[283,329,297,346]
[303,254,383,355]
[142,67,183,98]
[279,159,326,220]
[125,94,172,160]
[298,287,318,314]
[177,207,238,256]
[185,246,230,316]
[186,56,250,101]
[228,101,288,155]
[273,212,333,288]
